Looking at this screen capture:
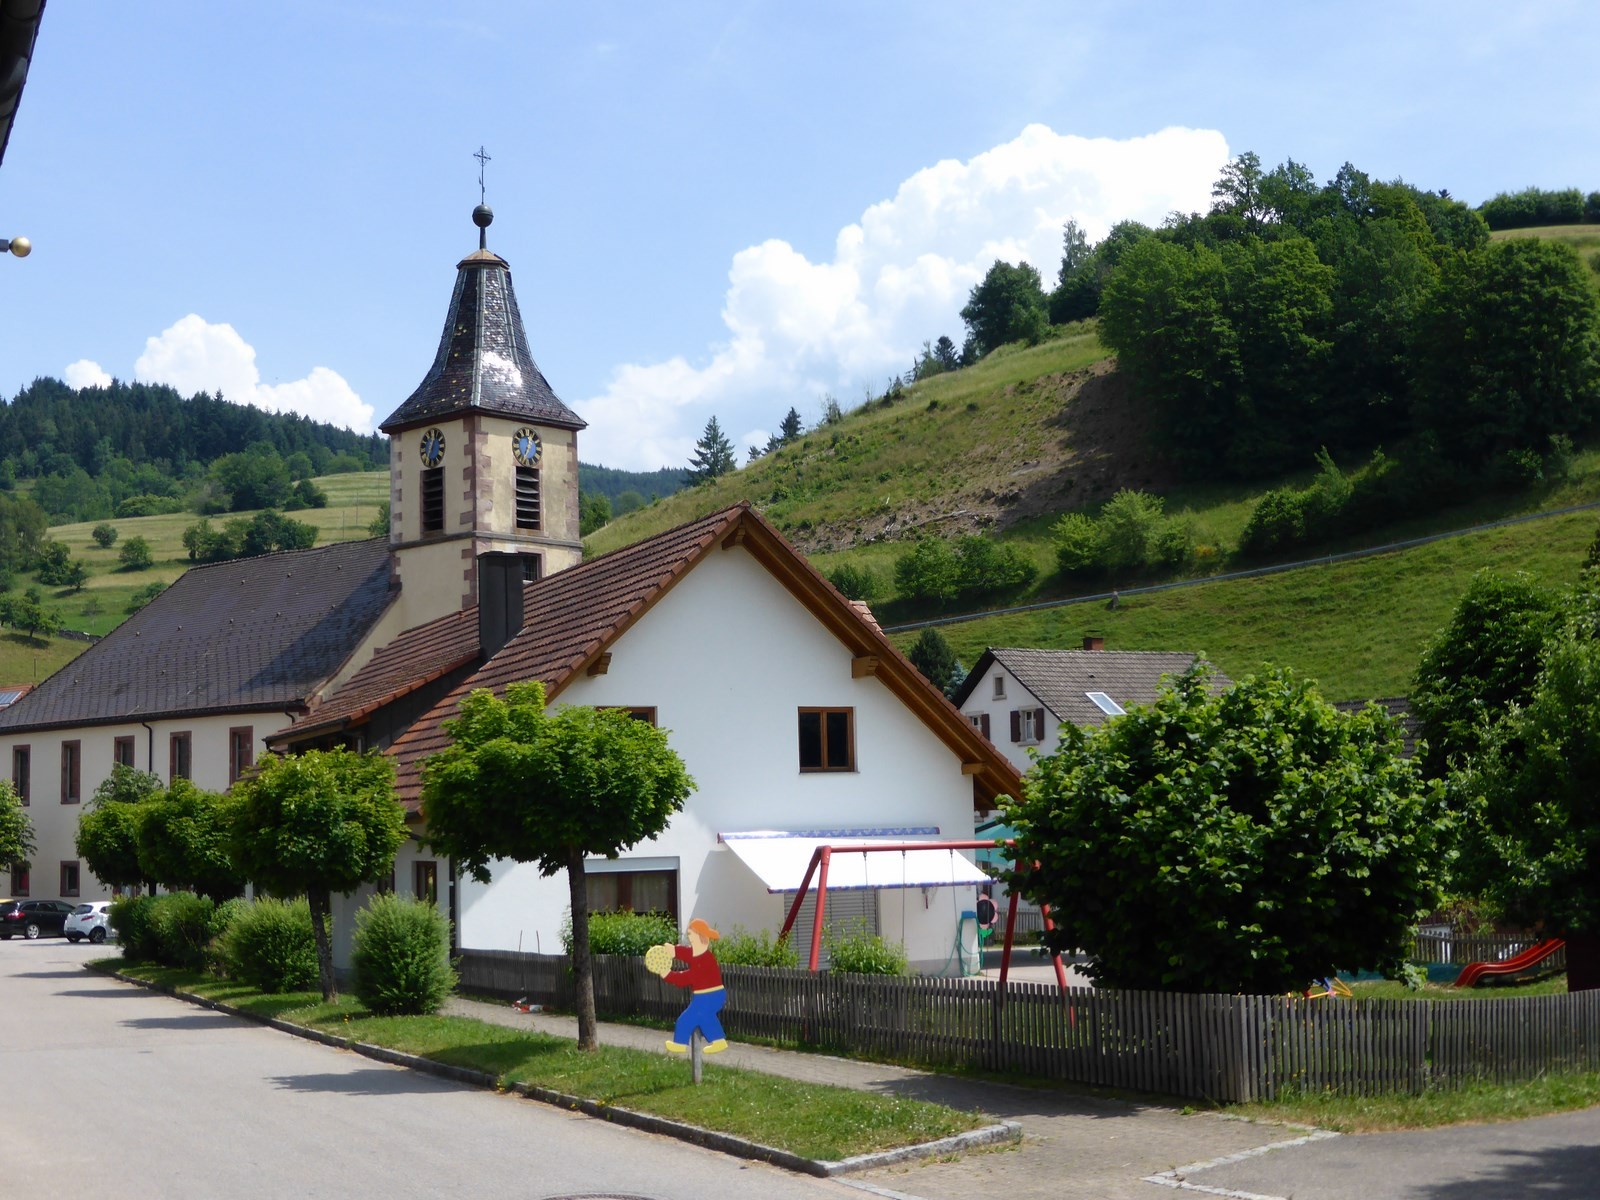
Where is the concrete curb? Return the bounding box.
[99,967,1020,1177]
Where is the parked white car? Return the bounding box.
[63,901,113,944]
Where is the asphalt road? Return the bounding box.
[0,939,861,1200]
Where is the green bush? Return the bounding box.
[562,909,679,957]
[893,538,961,604]
[217,897,319,992]
[207,896,252,974]
[716,925,800,968]
[1051,512,1100,575]
[826,563,881,603]
[1096,490,1167,570]
[110,894,159,960]
[147,892,216,971]
[351,893,457,1016]
[825,921,908,975]
[1238,488,1310,557]
[954,535,1037,595]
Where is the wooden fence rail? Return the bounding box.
[1410,932,1567,971]
[456,950,1600,1104]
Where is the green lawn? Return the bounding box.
[1232,1071,1600,1133]
[101,961,987,1162]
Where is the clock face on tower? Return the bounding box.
[512,426,542,466]
[418,428,446,468]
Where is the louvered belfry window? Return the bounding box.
[421,467,444,533]
[515,466,541,531]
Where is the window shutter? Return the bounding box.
[1009,710,1021,742]
[1035,708,1046,738]
[980,713,991,739]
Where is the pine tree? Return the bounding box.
[779,406,804,442]
[686,416,737,485]
[908,628,959,693]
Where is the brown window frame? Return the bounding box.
[798,707,856,772]
[413,860,438,906]
[60,861,81,898]
[11,865,28,897]
[420,466,444,533]
[60,740,81,804]
[228,726,254,785]
[169,732,192,781]
[514,465,541,531]
[11,744,28,806]
[113,735,136,769]
[585,868,679,922]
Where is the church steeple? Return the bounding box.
[382,203,585,631]
[378,204,586,437]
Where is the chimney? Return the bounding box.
[1082,635,1105,651]
[477,553,527,661]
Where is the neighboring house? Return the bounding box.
[280,502,1020,972]
[1333,697,1420,757]
[0,204,1020,973]
[951,641,1230,783]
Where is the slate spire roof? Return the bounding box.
[0,539,395,733]
[379,209,586,434]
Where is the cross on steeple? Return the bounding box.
[474,145,492,204]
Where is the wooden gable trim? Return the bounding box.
[850,655,880,679]
[586,652,613,677]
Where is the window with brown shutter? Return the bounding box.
[968,713,991,739]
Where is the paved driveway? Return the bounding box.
[0,940,859,1200]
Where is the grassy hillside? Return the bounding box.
[1491,223,1600,292]
[892,505,1597,702]
[0,470,388,685]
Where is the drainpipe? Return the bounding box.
[140,722,155,775]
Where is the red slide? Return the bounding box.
[1453,938,1566,988]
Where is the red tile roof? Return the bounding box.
[369,502,1022,812]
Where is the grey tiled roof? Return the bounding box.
[955,647,1229,728]
[0,539,394,733]
[379,249,586,434]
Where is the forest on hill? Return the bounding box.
[1,377,385,524]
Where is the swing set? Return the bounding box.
[774,837,1072,996]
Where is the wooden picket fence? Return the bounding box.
[455,949,1600,1103]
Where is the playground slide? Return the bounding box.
[1453,938,1565,988]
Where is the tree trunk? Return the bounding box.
[308,886,337,1002]
[1566,930,1600,993]
[566,847,597,1050]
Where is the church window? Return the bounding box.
[60,741,81,804]
[60,861,80,898]
[515,466,541,530]
[11,745,28,805]
[170,732,192,781]
[229,727,254,785]
[114,735,135,768]
[420,467,445,533]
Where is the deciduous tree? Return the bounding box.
[138,779,245,901]
[75,765,162,892]
[1003,666,1446,993]
[0,780,33,873]
[422,682,694,1049]
[960,261,1049,357]
[231,749,407,1001]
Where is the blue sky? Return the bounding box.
[2,2,1596,470]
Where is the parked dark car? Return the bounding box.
[0,900,78,940]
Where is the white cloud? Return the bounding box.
[132,314,374,432]
[577,124,1230,470]
[63,359,112,390]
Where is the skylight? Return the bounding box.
[1086,691,1124,715]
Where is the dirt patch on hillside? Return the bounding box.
[792,362,1180,553]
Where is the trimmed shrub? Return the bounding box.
[207,896,252,974]
[218,898,319,993]
[716,925,800,968]
[825,920,908,976]
[147,892,217,971]
[562,909,679,957]
[110,894,159,960]
[351,893,457,1016]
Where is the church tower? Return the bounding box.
[380,203,586,630]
